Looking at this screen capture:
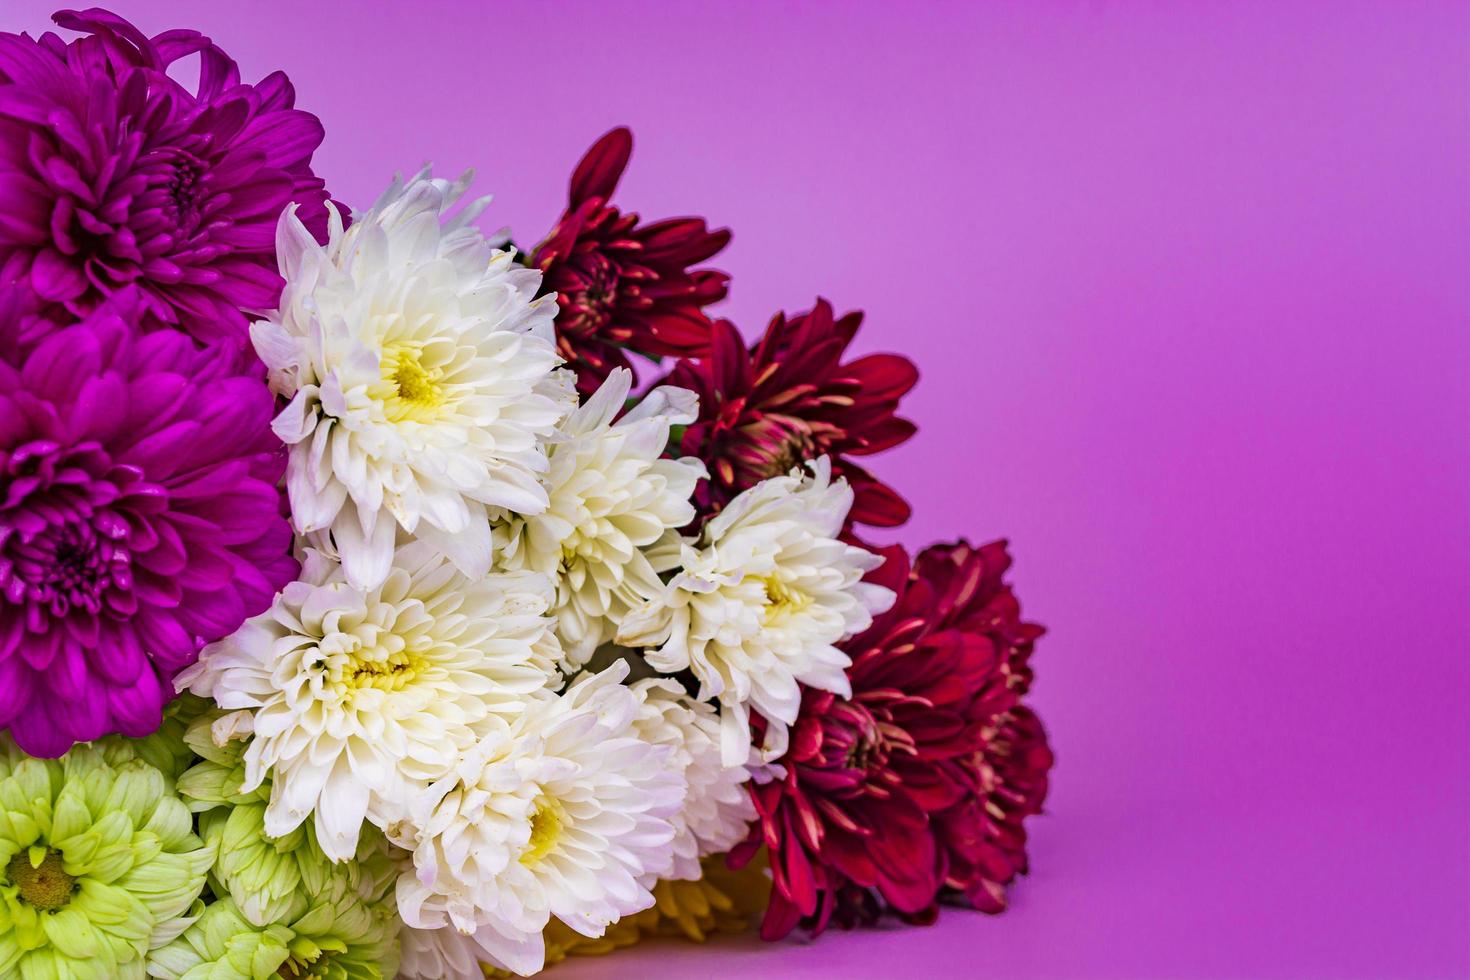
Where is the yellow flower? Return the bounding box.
[485,854,769,976]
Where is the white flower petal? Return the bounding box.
[255,168,563,590]
[182,544,562,862]
[619,457,895,766]
[495,370,703,673]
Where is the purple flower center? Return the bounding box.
[0,440,147,628]
[162,150,206,226]
[12,524,127,617]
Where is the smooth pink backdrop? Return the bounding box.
[9,2,1467,977]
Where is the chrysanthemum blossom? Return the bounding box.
[911,541,1052,915]
[496,368,704,669]
[668,300,919,530]
[735,540,1051,939]
[532,127,731,393]
[0,9,332,344]
[630,678,756,881]
[0,288,295,757]
[394,662,684,977]
[616,457,894,765]
[147,879,400,980]
[177,543,561,863]
[252,168,565,590]
[396,923,492,980]
[0,740,214,979]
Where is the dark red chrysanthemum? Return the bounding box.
[532,127,731,394]
[914,541,1052,914]
[667,300,918,530]
[0,8,332,346]
[733,539,1051,938]
[930,702,1052,913]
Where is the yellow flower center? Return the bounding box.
[312,628,429,700]
[521,797,564,867]
[7,847,75,912]
[345,648,424,692]
[761,575,810,623]
[393,354,439,405]
[377,343,446,421]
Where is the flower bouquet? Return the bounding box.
[0,9,1053,979]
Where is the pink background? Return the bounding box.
[10,2,1468,976]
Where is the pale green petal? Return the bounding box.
[148,892,394,980]
[140,799,195,851]
[104,766,163,825]
[40,907,97,958]
[149,897,204,949]
[72,879,136,925]
[0,739,210,979]
[47,794,91,848]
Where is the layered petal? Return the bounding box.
[532,128,731,393]
[0,10,332,346]
[734,540,1052,938]
[0,289,294,755]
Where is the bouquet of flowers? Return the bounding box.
[0,9,1053,979]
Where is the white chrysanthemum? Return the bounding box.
[396,923,490,980]
[630,677,756,880]
[177,543,560,862]
[252,167,564,590]
[495,368,704,670]
[617,457,895,765]
[394,662,683,977]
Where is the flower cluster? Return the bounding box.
[533,127,731,394]
[733,541,1052,938]
[0,9,1052,979]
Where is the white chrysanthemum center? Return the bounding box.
[379,342,447,419]
[761,574,812,623]
[304,599,430,702]
[324,635,425,696]
[521,796,565,867]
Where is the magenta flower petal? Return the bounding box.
[0,288,296,756]
[0,9,332,347]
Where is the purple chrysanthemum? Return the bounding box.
[0,287,296,756]
[0,7,332,346]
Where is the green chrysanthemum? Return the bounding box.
[147,876,400,980]
[129,695,213,784]
[0,740,214,980]
[175,711,396,927]
[199,804,397,929]
[156,708,400,979]
[174,708,259,812]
